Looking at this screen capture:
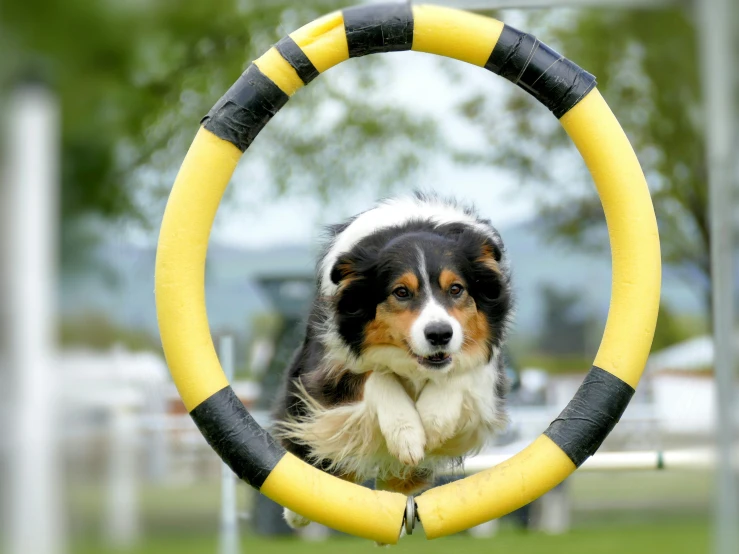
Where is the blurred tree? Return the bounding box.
[651,301,708,352]
[60,312,159,351]
[536,284,596,356]
[2,0,439,268]
[459,8,709,313]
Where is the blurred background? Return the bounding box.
[0,0,737,553]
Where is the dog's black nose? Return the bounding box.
[425,322,453,346]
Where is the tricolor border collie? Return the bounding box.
[273,194,513,528]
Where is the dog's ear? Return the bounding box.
[476,239,502,275]
[330,251,379,353]
[330,246,379,287]
[330,254,357,286]
[458,233,504,301]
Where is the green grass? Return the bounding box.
[571,469,711,504]
[68,470,715,553]
[75,520,711,554]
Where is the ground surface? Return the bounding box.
[75,520,710,554]
[69,469,714,553]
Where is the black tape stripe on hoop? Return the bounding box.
[190,386,286,488]
[485,25,597,118]
[343,2,414,58]
[275,36,319,85]
[544,366,635,467]
[201,64,289,152]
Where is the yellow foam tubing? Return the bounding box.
[417,436,576,539]
[563,89,661,388]
[261,453,407,544]
[156,11,406,544]
[290,10,349,74]
[412,5,504,66]
[156,128,237,411]
[254,47,305,97]
[156,3,660,543]
[254,4,505,96]
[415,88,660,538]
[155,128,407,543]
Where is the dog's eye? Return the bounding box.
[449,284,465,297]
[393,286,411,300]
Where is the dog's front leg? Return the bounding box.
[365,372,426,466]
[416,377,464,451]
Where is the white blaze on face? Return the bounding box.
[410,298,464,356]
[410,248,464,356]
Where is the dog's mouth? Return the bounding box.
[417,352,452,369]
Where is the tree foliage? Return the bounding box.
[536,284,596,356]
[462,8,708,311]
[3,0,439,267]
[651,301,708,352]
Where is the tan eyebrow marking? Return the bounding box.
[439,268,464,290]
[394,271,419,293]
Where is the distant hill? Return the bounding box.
[60,242,316,340]
[59,221,705,342]
[498,221,705,336]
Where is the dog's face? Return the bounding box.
[329,222,511,375]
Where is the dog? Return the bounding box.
[272,193,513,529]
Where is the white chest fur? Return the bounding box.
[274,359,507,483]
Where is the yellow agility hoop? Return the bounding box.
[155,2,660,544]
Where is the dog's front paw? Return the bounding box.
[385,422,426,466]
[284,508,311,529]
[416,386,462,452]
[418,411,458,452]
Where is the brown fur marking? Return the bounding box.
[395,271,419,293]
[363,303,417,350]
[333,261,358,291]
[478,244,501,274]
[377,470,433,495]
[362,273,421,351]
[450,303,491,359]
[439,268,464,291]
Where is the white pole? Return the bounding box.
[219,335,240,554]
[697,0,739,553]
[2,81,65,554]
[534,483,571,534]
[105,404,140,548]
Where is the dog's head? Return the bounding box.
[325,216,512,376]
